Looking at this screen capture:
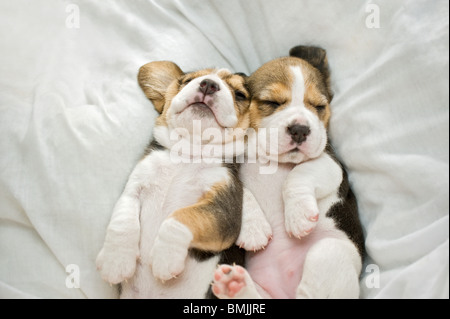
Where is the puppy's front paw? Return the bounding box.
[284,194,319,239]
[96,245,139,284]
[149,218,193,281]
[238,188,272,251]
[236,218,272,252]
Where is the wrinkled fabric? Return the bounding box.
[0,0,448,298]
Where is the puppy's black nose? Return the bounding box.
[199,79,220,95]
[288,124,310,144]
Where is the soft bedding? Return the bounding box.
[0,0,448,299]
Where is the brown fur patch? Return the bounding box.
[217,70,250,118]
[289,45,333,102]
[169,165,242,252]
[138,61,184,113]
[259,82,291,103]
[302,75,331,127]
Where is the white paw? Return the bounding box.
[238,188,272,251]
[212,264,249,299]
[284,194,319,239]
[149,238,188,281]
[149,218,193,281]
[96,245,139,284]
[236,218,272,251]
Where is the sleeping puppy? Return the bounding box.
[96,61,251,298]
[212,46,365,299]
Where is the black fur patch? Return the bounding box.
[214,163,243,243]
[289,45,333,101]
[289,45,329,80]
[142,138,165,158]
[189,249,217,261]
[234,72,248,78]
[325,144,366,257]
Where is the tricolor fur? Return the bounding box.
[96,61,250,298]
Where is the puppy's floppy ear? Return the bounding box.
[234,72,248,78]
[138,61,184,113]
[289,45,329,78]
[289,45,333,101]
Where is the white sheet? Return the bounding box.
[0,0,448,299]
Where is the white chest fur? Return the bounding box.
[138,150,230,262]
[240,162,294,229]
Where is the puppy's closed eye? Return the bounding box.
[262,100,285,109]
[180,76,193,86]
[235,90,248,101]
[315,105,326,112]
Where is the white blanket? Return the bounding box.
[0,0,448,299]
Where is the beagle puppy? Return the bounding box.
[96,61,251,298]
[212,46,365,299]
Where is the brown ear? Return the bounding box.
[138,61,184,113]
[289,45,333,101]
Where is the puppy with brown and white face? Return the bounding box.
[96,61,250,298]
[249,55,331,165]
[212,46,365,299]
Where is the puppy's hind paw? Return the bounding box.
[149,218,192,281]
[212,264,261,299]
[95,246,139,284]
[212,265,247,298]
[236,219,272,252]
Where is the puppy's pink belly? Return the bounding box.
[246,230,326,299]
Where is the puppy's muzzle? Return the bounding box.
[199,79,220,95]
[288,124,310,145]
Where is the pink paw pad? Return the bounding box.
[212,265,247,298]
